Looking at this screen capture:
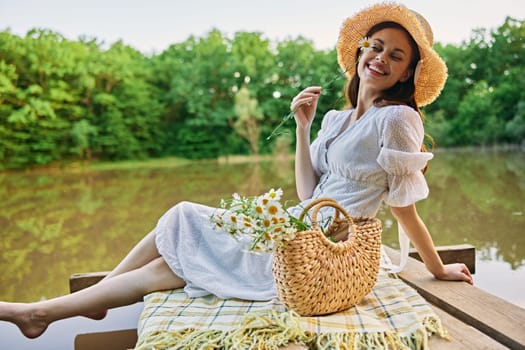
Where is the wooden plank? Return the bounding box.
[429,306,508,350]
[385,245,525,350]
[74,329,137,350]
[70,271,109,293]
[409,244,476,274]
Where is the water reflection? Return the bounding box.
[420,151,523,269]
[0,151,523,309]
[0,160,296,303]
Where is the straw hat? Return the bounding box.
[337,2,447,106]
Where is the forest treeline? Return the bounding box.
[0,17,523,170]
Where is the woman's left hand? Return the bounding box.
[435,263,473,285]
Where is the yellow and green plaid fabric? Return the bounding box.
[135,252,447,349]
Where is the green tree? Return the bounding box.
[86,41,164,160]
[505,101,525,142]
[0,29,165,169]
[151,30,239,159]
[232,86,263,155]
[427,17,524,147]
[70,119,97,159]
[0,29,92,168]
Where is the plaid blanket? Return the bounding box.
[134,252,447,349]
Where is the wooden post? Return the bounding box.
[75,329,137,350]
[409,244,476,273]
[70,271,109,293]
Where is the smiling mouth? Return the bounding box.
[368,64,386,75]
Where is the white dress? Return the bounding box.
[155,105,433,300]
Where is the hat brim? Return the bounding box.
[337,3,447,106]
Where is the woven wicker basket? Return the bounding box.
[272,198,382,316]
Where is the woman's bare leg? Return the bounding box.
[81,228,161,320]
[105,228,160,279]
[0,257,184,339]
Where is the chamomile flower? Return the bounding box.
[359,37,372,52]
[210,188,308,253]
[265,188,283,201]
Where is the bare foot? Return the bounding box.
[0,302,49,339]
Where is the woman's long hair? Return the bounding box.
[345,21,433,171]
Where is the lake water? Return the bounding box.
[1,149,524,349]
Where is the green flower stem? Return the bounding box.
[266,68,348,140]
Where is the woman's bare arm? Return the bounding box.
[292,86,322,200]
[390,204,473,284]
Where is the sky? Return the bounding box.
[0,0,522,54]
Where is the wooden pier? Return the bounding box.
[70,245,525,350]
[385,245,525,350]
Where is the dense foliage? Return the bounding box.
[0,17,523,169]
[425,17,525,147]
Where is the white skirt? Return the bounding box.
[154,201,277,300]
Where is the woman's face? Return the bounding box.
[356,27,415,96]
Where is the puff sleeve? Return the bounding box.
[376,106,433,207]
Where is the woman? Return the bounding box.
[0,2,472,345]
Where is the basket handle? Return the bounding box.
[298,197,355,231]
[298,197,337,221]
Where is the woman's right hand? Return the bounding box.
[435,263,474,285]
[290,86,322,130]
